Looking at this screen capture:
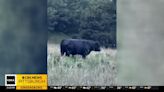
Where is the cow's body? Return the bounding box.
[60,39,100,58]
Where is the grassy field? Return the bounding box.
[48,43,117,86]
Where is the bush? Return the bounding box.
[80,29,116,48]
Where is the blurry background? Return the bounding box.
[0,0,47,85]
[117,0,164,85]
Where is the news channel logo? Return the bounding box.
[5,74,16,86]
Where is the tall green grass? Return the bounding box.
[48,43,117,86]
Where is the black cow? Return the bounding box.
[60,39,101,58]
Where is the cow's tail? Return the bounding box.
[60,40,65,56]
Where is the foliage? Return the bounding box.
[48,0,116,48]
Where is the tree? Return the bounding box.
[48,0,117,48]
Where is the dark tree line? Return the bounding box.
[48,0,116,48]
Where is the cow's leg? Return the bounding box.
[61,51,64,56]
[66,51,70,57]
[82,54,86,59]
[60,46,65,56]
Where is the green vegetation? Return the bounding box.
[48,0,116,48]
[48,32,70,43]
[48,44,117,85]
[48,0,117,86]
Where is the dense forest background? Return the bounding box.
[48,0,116,48]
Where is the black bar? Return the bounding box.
[48,86,161,90]
[0,86,162,90]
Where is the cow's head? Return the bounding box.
[94,41,101,51]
